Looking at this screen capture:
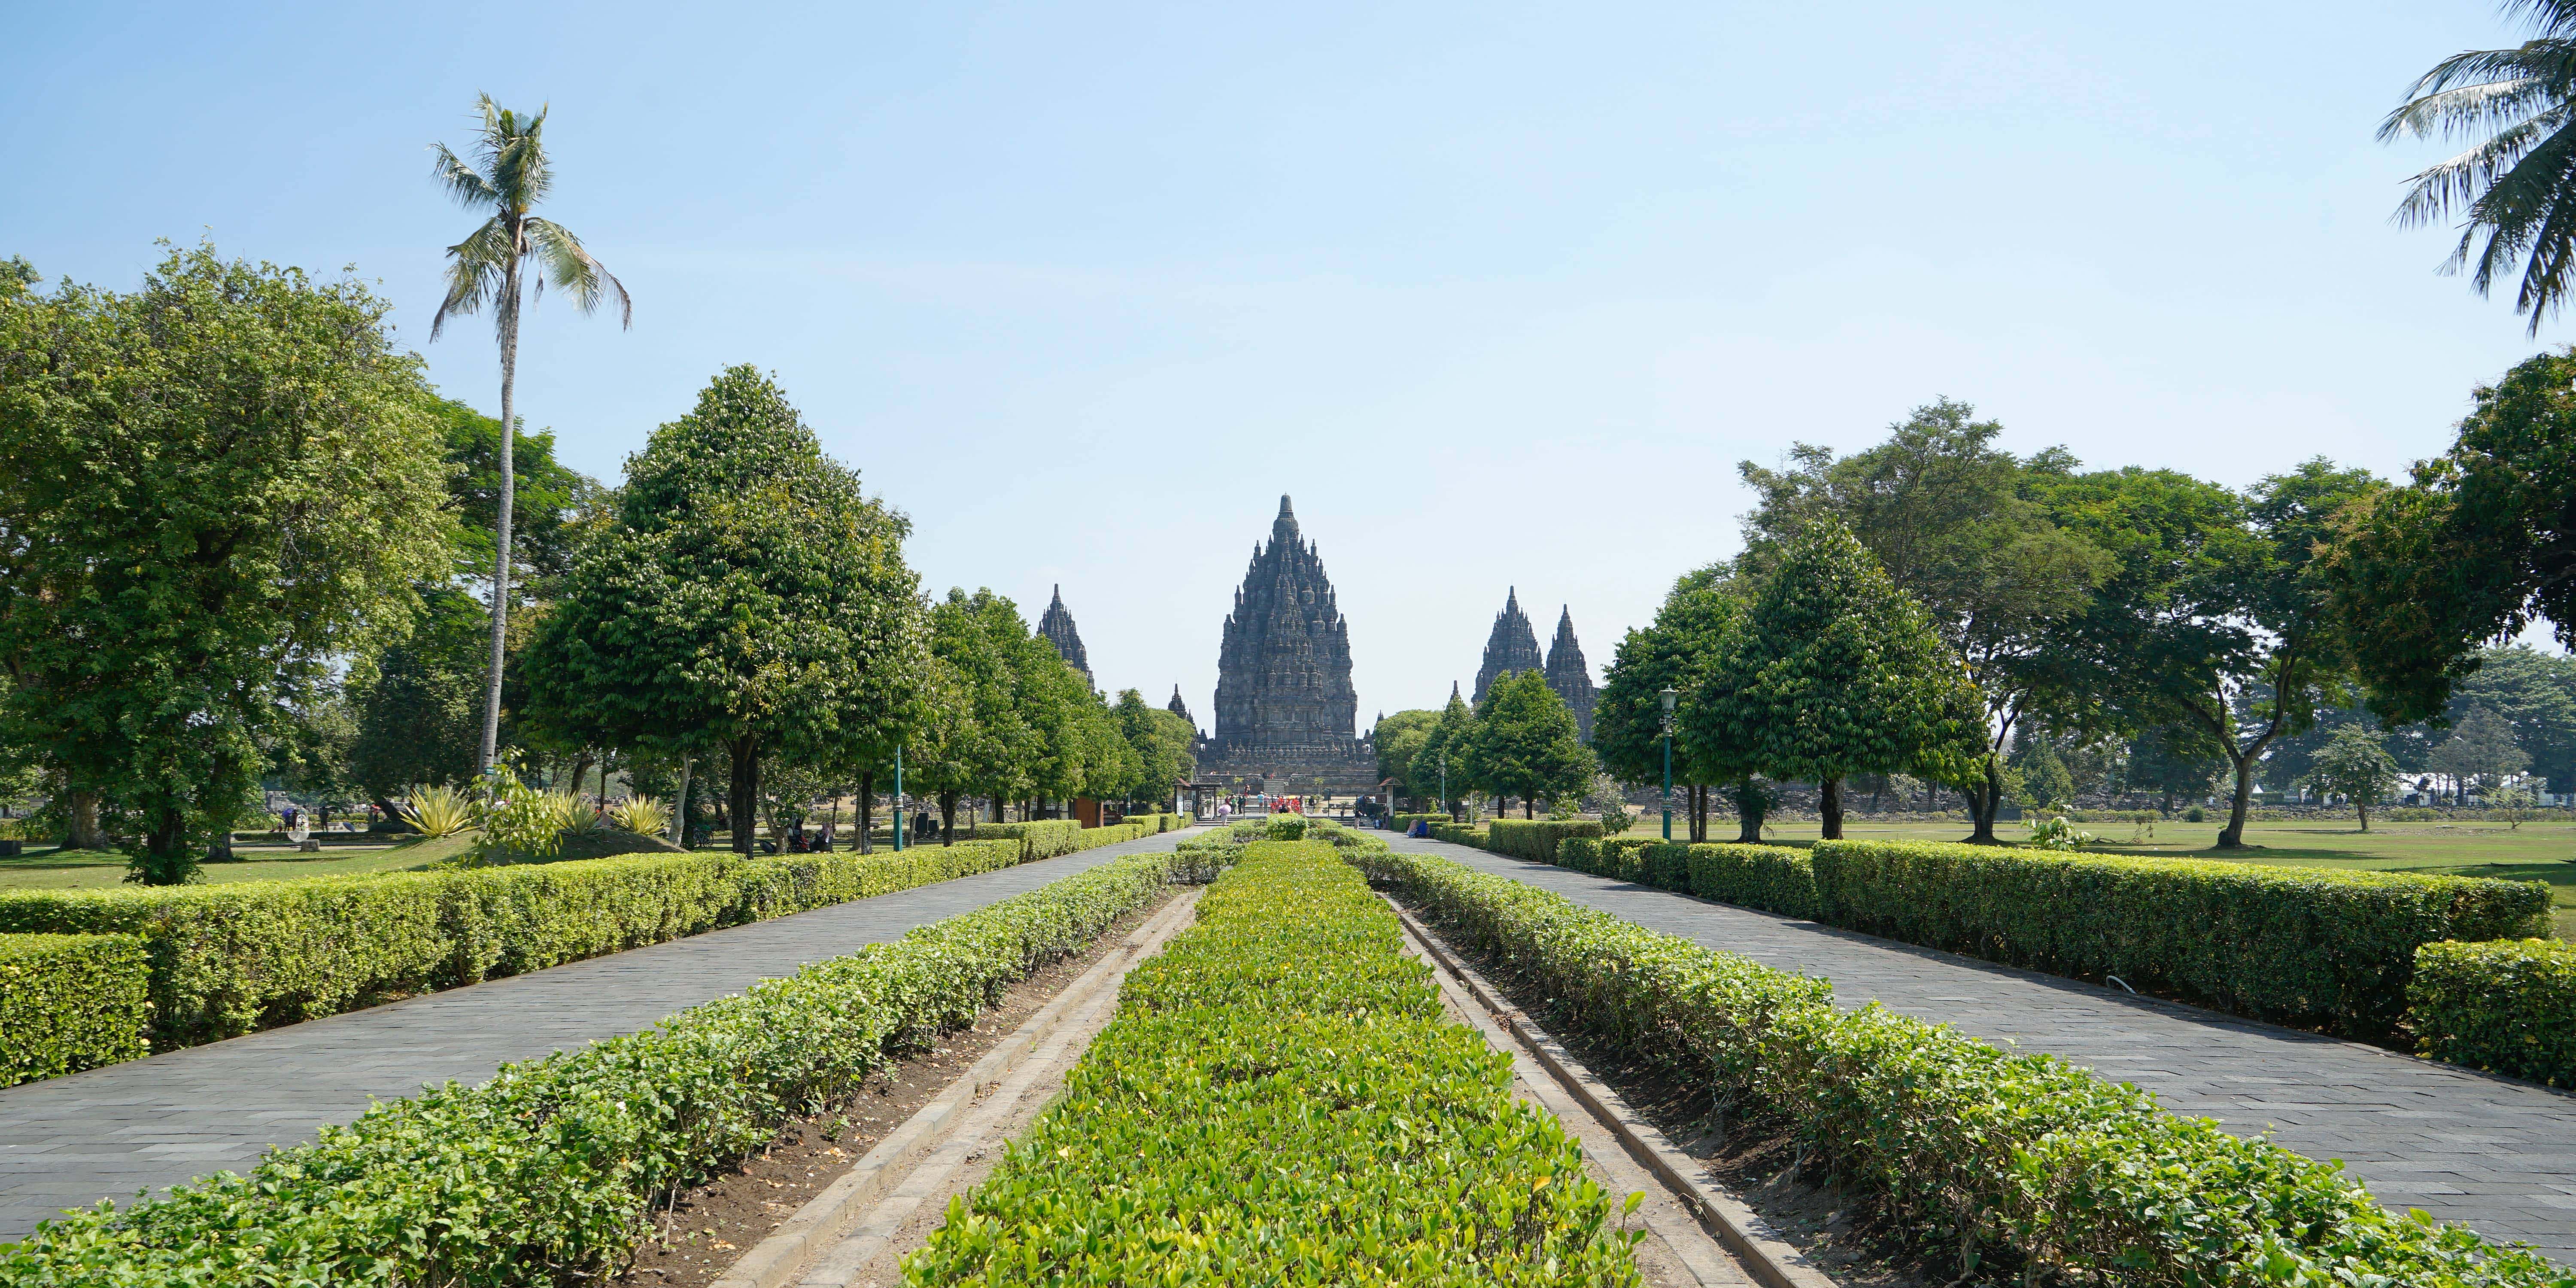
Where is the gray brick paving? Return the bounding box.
[1391,834,2576,1260]
[0,829,1197,1241]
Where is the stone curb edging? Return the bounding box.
[1387,899,1839,1288]
[710,889,1203,1288]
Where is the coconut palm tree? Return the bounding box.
[429,94,630,775]
[2382,1,2576,334]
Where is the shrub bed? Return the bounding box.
[1483,818,1604,863]
[969,819,1148,860]
[1428,820,1486,847]
[1546,836,2545,1040]
[0,848,1218,1285]
[0,934,150,1087]
[1352,846,2566,1288]
[2409,938,2576,1087]
[0,840,1030,1049]
[902,840,1643,1285]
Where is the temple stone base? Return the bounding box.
[1196,744,1379,795]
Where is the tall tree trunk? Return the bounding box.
[1732,779,1767,844]
[2218,746,2262,848]
[668,757,692,846]
[1965,757,2003,844]
[1820,776,1844,841]
[729,736,760,854]
[1523,794,1534,820]
[476,254,522,778]
[67,788,105,852]
[2357,799,2370,833]
[132,808,195,886]
[940,791,957,845]
[568,752,595,804]
[857,770,875,854]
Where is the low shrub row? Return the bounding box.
[1120,812,1191,834]
[903,840,1643,1285]
[2409,938,2576,1087]
[1428,820,1485,847]
[0,934,150,1088]
[967,819,1151,860]
[1482,818,1603,863]
[1548,836,2547,1039]
[1352,846,2564,1288]
[0,839,1032,1049]
[0,848,1216,1286]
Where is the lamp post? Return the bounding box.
[892,744,904,853]
[1659,687,1678,841]
[1439,749,1449,823]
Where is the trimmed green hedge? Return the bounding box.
[0,849,1216,1285]
[1120,812,1189,834]
[0,934,150,1087]
[0,840,1028,1050]
[1482,818,1603,863]
[1428,820,1485,847]
[969,820,1150,860]
[1354,846,2566,1288]
[905,841,1641,1284]
[2409,939,2576,1087]
[1389,812,1450,832]
[1548,836,2546,1039]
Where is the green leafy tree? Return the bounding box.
[2303,726,2401,832]
[270,685,368,829]
[1739,401,2116,842]
[1372,709,1440,809]
[349,587,492,804]
[1458,671,1594,819]
[2178,461,2379,848]
[2447,645,2576,791]
[2380,4,2576,332]
[2122,723,2226,814]
[1411,689,1476,819]
[1598,567,1750,841]
[2010,728,2078,810]
[2429,705,2530,802]
[420,394,608,591]
[0,245,449,881]
[428,94,632,775]
[520,366,924,854]
[1696,520,1984,840]
[915,589,1040,827]
[2326,351,2576,728]
[1115,691,1196,810]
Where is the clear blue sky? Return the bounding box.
[2,1,2556,729]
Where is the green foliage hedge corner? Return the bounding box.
[1351,848,2567,1288]
[1482,818,1603,863]
[0,849,1216,1285]
[1427,820,1485,847]
[0,934,150,1088]
[971,820,1150,860]
[903,840,1643,1285]
[1546,836,2546,1040]
[1810,839,2547,1039]
[2409,939,2576,1087]
[0,841,1030,1050]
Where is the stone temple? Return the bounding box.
[1474,589,1597,742]
[1038,585,1092,688]
[1197,496,1376,793]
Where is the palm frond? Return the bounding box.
[429,142,499,209]
[2392,104,2572,227]
[2379,74,2561,144]
[2505,0,2576,39]
[524,218,631,327]
[430,216,514,341]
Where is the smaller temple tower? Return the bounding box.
[1038,586,1092,687]
[1473,589,1545,704]
[1166,684,1196,731]
[1544,606,1598,742]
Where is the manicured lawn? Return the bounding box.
[0,833,473,890]
[1609,815,2576,934]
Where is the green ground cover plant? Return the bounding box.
[0,934,149,1087]
[0,838,1029,1049]
[1552,835,2544,1039]
[901,839,1644,1286]
[1354,846,2570,1288]
[0,847,1221,1287]
[2408,938,2576,1087]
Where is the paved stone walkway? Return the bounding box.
[0,829,1199,1241]
[1391,834,2576,1260]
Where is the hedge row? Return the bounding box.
[968,819,1154,860]
[0,848,1220,1286]
[1482,818,1604,863]
[1550,836,2547,1039]
[1428,820,1485,847]
[0,839,1031,1049]
[1121,812,1191,834]
[2409,939,2576,1087]
[1353,846,2565,1288]
[904,840,1643,1285]
[0,934,150,1088]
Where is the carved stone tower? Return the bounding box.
[1544,606,1597,742]
[1202,496,1374,790]
[1038,585,1091,687]
[1473,588,1544,704]
[1166,684,1196,732]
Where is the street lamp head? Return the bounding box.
[1659,687,1678,713]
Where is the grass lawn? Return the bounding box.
[1609,816,2576,935]
[0,833,475,890]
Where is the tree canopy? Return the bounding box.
[1459,671,1593,819]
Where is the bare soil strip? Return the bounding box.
[613,888,1186,1288]
[702,889,1204,1288]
